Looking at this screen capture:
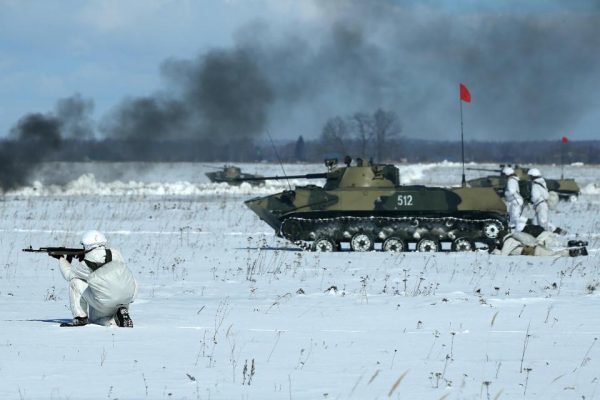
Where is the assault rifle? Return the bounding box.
[22,246,86,261]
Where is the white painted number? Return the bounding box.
[397,195,414,206]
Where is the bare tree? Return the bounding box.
[320,116,349,154]
[372,109,401,162]
[351,112,373,158]
[294,135,306,161]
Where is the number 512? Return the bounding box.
[397,194,414,206]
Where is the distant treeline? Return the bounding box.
[0,137,598,164]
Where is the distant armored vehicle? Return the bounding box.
[205,165,264,186]
[240,159,508,252]
[466,165,580,201]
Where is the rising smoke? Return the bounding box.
[98,2,600,143]
[0,94,94,190]
[100,48,274,140]
[3,2,600,189]
[280,2,600,140]
[98,19,389,143]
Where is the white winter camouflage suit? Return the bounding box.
[498,231,568,256]
[504,174,525,231]
[530,177,550,231]
[58,248,137,326]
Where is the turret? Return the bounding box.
[205,164,264,185]
[235,158,400,189]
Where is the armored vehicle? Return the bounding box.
[466,165,580,201]
[241,159,509,252]
[205,165,264,186]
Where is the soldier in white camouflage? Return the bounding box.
[527,168,551,231]
[57,231,137,327]
[502,166,525,231]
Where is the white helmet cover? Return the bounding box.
[528,168,542,178]
[81,230,108,251]
[502,166,514,176]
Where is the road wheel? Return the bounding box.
[417,238,439,252]
[482,221,502,239]
[312,238,336,252]
[350,232,374,252]
[452,237,474,252]
[383,237,405,252]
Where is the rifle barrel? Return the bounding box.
[22,246,86,255]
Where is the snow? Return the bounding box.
[581,183,600,196]
[1,162,599,399]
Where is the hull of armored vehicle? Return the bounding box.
[467,176,579,201]
[205,166,264,186]
[244,163,509,252]
[466,165,580,201]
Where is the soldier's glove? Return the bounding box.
[57,255,74,263]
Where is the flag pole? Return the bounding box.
[560,141,564,179]
[460,97,466,187]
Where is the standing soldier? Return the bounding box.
[528,168,550,231]
[502,166,525,231]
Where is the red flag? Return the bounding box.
[562,136,569,144]
[460,83,471,103]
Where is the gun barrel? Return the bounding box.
[200,164,224,170]
[235,173,328,182]
[466,167,502,173]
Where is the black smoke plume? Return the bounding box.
[100,48,274,141]
[3,1,600,187]
[0,94,94,190]
[98,3,600,145]
[55,94,95,139]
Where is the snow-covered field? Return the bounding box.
[1,162,599,399]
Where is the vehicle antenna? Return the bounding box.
[267,131,291,190]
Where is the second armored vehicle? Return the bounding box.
[467,165,580,201]
[241,159,509,252]
[205,165,264,186]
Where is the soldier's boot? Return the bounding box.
[568,240,589,257]
[60,316,88,327]
[115,307,133,328]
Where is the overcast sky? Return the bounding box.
[1,0,599,142]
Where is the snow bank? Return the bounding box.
[6,173,318,197]
[4,162,599,197]
[399,161,462,184]
[581,182,600,195]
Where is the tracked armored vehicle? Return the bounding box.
[467,165,580,201]
[242,160,509,252]
[205,165,264,186]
